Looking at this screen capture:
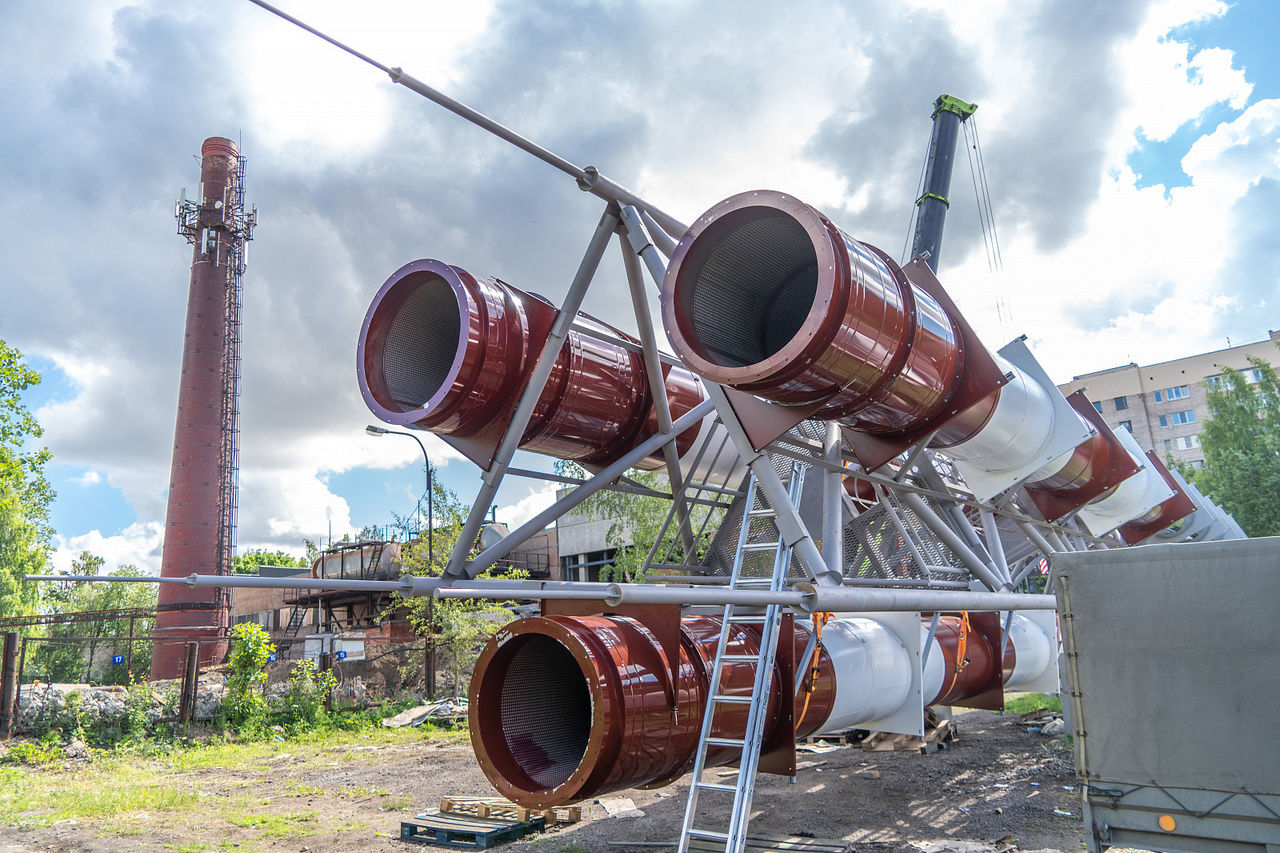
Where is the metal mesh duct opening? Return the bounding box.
[686,213,818,368]
[498,635,591,789]
[379,273,461,412]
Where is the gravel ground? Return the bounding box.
[2,709,1093,853]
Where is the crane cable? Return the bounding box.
[962,117,1012,336]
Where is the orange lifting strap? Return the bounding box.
[939,610,971,701]
[797,612,835,728]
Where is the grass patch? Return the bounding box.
[0,724,447,843]
[382,795,413,811]
[1004,691,1063,715]
[1,767,202,829]
[227,810,321,838]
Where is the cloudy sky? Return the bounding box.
[4,0,1276,574]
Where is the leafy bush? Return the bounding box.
[273,659,337,732]
[0,740,65,766]
[1003,691,1063,715]
[224,623,275,735]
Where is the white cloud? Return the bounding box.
[1120,1,1249,146]
[6,0,1278,562]
[52,521,165,576]
[495,482,559,531]
[72,470,102,487]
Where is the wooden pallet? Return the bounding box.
[688,835,852,852]
[401,810,544,849]
[1018,707,1061,725]
[861,719,956,754]
[798,728,863,746]
[440,795,582,827]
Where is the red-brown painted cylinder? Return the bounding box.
[927,616,1002,706]
[152,137,238,680]
[469,611,1012,807]
[469,614,836,808]
[358,259,705,467]
[660,191,967,437]
[1027,431,1113,497]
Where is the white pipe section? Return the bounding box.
[679,414,745,491]
[1003,613,1056,690]
[944,359,1059,476]
[1077,430,1174,534]
[819,618,914,729]
[816,611,1059,735]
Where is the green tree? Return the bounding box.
[0,333,54,619]
[391,479,525,697]
[232,548,308,575]
[31,551,156,684]
[554,461,725,582]
[1193,354,1280,537]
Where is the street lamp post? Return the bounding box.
[365,425,433,565]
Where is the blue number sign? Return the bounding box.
[336,650,347,660]
[112,655,125,665]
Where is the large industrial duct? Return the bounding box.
[357,258,738,485]
[469,611,1056,807]
[661,190,1185,533]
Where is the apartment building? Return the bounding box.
[1057,331,1280,469]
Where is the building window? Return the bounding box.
[1091,401,1103,414]
[1119,420,1133,432]
[1250,368,1266,384]
[1159,410,1195,427]
[1155,385,1190,401]
[1177,435,1200,450]
[1153,390,1161,402]
[1114,395,1129,410]
[1206,375,1223,389]
[1190,459,1205,469]
[1162,439,1173,452]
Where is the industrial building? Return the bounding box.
[1057,331,1280,469]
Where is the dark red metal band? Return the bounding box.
[358,259,705,469]
[468,613,835,808]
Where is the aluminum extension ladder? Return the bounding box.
[677,461,807,853]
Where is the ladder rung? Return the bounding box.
[734,578,774,586]
[706,737,745,748]
[712,693,753,704]
[719,654,759,662]
[746,508,775,517]
[687,829,730,841]
[728,615,767,624]
[695,781,736,792]
[742,541,781,551]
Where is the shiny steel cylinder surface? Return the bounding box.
[358,259,705,468]
[661,191,968,436]
[469,614,834,808]
[152,137,239,680]
[470,610,1056,806]
[938,359,1052,465]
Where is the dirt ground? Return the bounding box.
[2,709,1092,853]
